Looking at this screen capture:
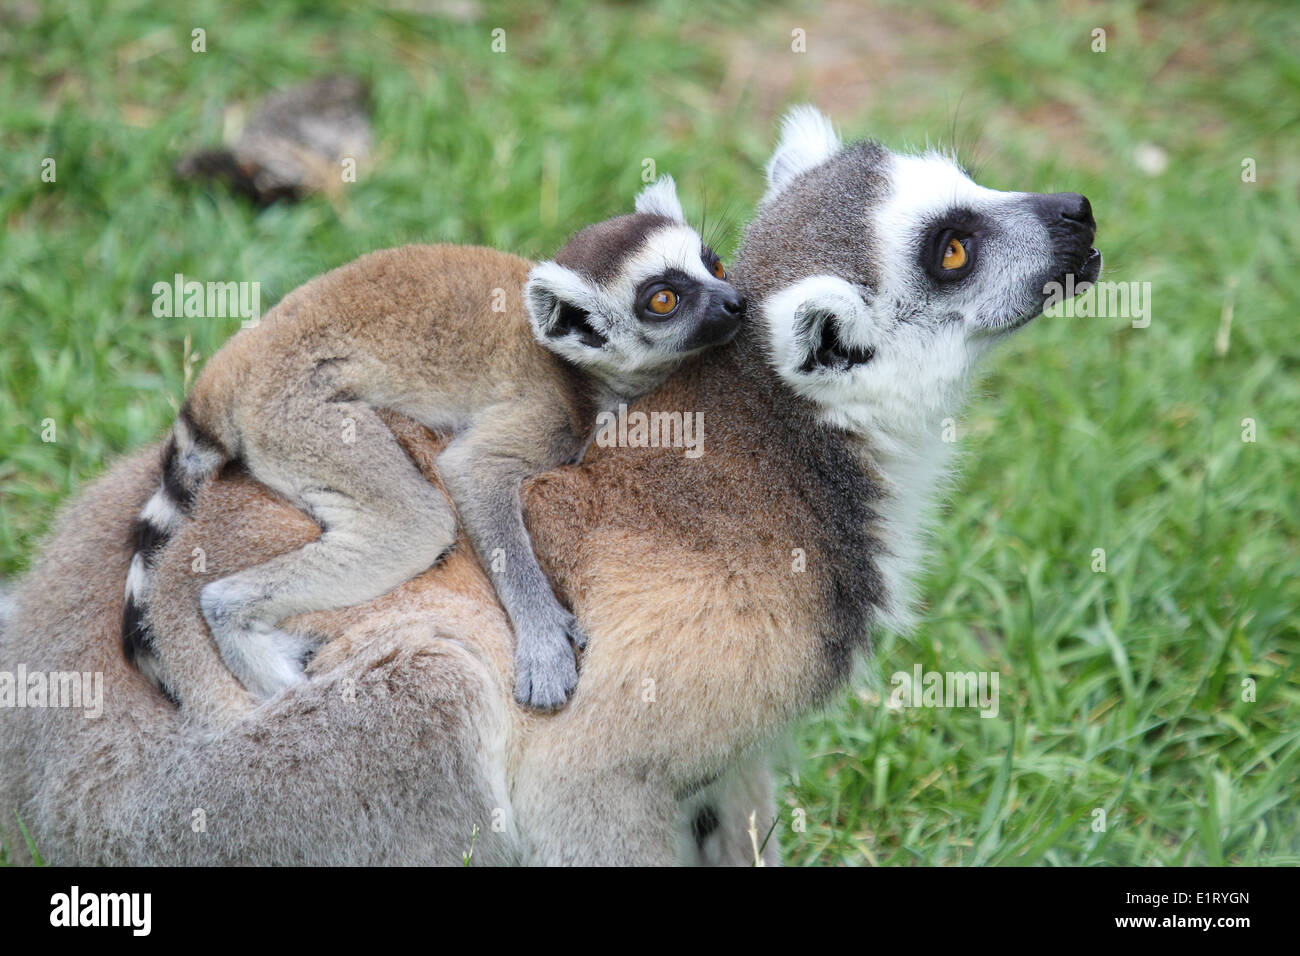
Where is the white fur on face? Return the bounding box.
[765,151,1062,440]
[621,223,716,289]
[876,152,1057,330]
[757,112,1031,443]
[875,153,999,241]
[526,223,719,385]
[588,222,723,378]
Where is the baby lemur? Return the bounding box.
[123,177,744,709]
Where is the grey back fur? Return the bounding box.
[0,453,519,865]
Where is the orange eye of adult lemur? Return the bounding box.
[941,237,968,270]
[702,246,725,280]
[647,289,679,314]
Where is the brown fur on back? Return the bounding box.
[189,244,593,453]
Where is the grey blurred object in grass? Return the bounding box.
[175,75,372,205]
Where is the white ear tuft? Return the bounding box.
[762,105,841,204]
[634,175,685,221]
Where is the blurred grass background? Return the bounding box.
[1,0,1296,865]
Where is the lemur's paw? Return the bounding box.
[566,612,590,651]
[513,616,580,711]
[236,629,313,701]
[201,582,314,701]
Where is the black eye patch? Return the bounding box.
[550,302,607,348]
[919,208,986,283]
[636,268,703,321]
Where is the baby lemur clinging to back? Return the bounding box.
[123,177,744,709]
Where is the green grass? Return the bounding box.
[2,0,1296,865]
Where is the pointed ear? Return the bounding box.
[762,105,841,204]
[763,275,875,381]
[634,175,685,221]
[525,261,609,350]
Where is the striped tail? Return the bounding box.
[122,406,228,697]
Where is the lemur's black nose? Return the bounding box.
[1060,194,1093,225]
[722,294,746,317]
[1040,192,1095,230]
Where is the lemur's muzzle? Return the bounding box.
[1035,192,1101,285]
[686,289,746,349]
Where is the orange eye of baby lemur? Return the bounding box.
[711,258,726,279]
[941,237,967,270]
[648,289,678,314]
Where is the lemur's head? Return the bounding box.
[744,106,1100,446]
[526,176,746,394]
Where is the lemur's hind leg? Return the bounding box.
[201,402,457,700]
[435,402,586,711]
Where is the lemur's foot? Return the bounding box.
[567,613,590,651]
[513,609,583,711]
[201,584,314,701]
[219,629,312,701]
[240,629,313,700]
